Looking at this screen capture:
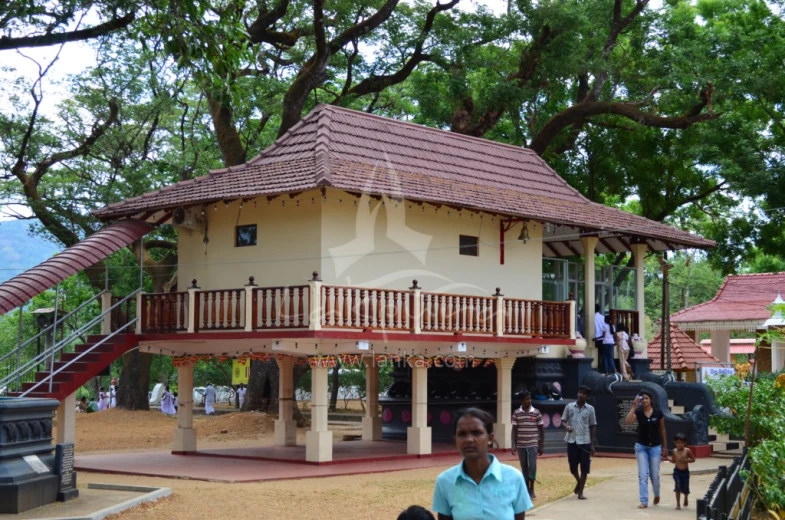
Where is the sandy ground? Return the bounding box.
[79,457,623,520]
[72,408,627,519]
[73,408,360,454]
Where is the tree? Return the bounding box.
[0,1,136,51]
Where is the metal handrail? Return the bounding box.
[0,290,138,392]
[0,290,106,366]
[20,318,137,397]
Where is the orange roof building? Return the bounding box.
[648,324,722,373]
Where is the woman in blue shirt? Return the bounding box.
[433,408,532,519]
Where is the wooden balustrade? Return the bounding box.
[504,299,571,338]
[138,280,575,339]
[610,309,639,336]
[421,293,496,334]
[140,293,188,333]
[195,289,246,331]
[253,286,309,329]
[110,296,135,332]
[321,286,412,330]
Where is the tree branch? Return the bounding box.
[0,13,135,51]
[345,0,458,100]
[530,85,720,156]
[31,99,119,186]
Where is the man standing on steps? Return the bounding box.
[511,390,545,499]
[562,385,597,500]
[204,382,216,415]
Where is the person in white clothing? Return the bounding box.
[237,383,247,409]
[97,387,109,411]
[161,385,177,415]
[110,378,117,408]
[594,305,608,373]
[204,382,216,415]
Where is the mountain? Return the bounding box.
[0,220,61,283]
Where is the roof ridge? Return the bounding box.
[728,271,785,278]
[314,106,333,186]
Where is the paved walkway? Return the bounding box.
[531,457,724,519]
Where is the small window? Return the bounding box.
[459,235,479,256]
[235,224,257,247]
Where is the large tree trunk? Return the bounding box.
[245,359,307,426]
[117,349,153,410]
[329,364,339,411]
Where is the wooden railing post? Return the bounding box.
[187,279,199,333]
[308,272,322,331]
[494,288,504,337]
[135,291,145,334]
[244,277,256,332]
[410,280,422,333]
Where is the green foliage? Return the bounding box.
[708,324,785,513]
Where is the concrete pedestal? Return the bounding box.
[362,416,382,441]
[172,428,197,452]
[274,419,297,446]
[305,431,333,463]
[406,427,432,455]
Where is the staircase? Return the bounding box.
[7,334,137,401]
[708,427,744,455]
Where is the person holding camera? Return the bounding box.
[626,390,669,509]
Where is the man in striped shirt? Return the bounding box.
[511,390,545,498]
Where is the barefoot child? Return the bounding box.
[670,432,696,509]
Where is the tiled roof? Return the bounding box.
[94,105,714,252]
[699,339,755,356]
[648,324,722,371]
[0,220,153,316]
[671,272,785,324]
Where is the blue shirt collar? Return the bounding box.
[456,454,502,484]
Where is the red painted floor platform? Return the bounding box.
[75,441,531,483]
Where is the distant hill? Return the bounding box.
[0,220,61,283]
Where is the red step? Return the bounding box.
[35,371,76,383]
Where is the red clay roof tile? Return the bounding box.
[94,105,714,250]
[671,272,785,323]
[648,324,722,371]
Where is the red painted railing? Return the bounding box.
[141,292,188,333]
[137,277,574,339]
[421,293,496,334]
[195,289,246,331]
[111,295,135,333]
[610,309,639,336]
[253,286,309,329]
[321,286,412,330]
[504,299,571,338]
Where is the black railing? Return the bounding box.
[697,448,752,520]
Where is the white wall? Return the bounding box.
[319,188,542,299]
[176,195,322,291]
[176,188,543,299]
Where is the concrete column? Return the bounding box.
[412,285,422,334]
[308,274,323,331]
[771,339,784,373]
[100,292,112,335]
[135,291,144,334]
[630,243,647,342]
[55,392,77,444]
[275,356,297,446]
[581,236,599,369]
[569,300,577,340]
[362,356,382,441]
[187,288,198,333]
[493,357,516,449]
[495,292,505,337]
[244,285,255,332]
[173,362,196,452]
[306,365,332,462]
[710,329,731,364]
[407,365,431,455]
